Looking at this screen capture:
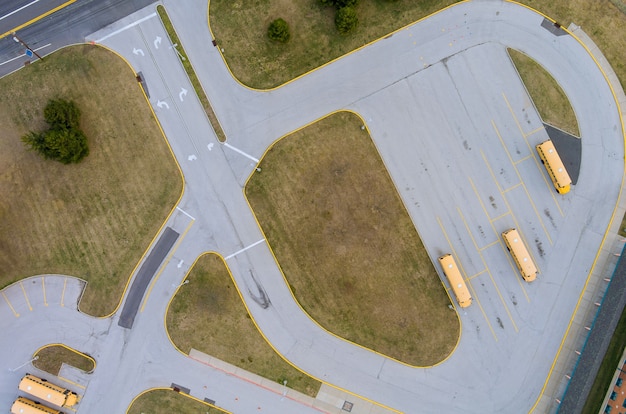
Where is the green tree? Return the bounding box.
[267,18,291,43]
[21,98,89,164]
[44,99,81,130]
[43,128,89,164]
[21,131,46,153]
[335,7,358,35]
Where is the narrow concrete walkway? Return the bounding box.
[189,349,396,414]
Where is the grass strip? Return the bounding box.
[157,5,226,142]
[508,48,580,137]
[0,45,182,316]
[166,253,321,397]
[128,389,224,414]
[33,345,95,375]
[246,111,458,366]
[581,303,626,413]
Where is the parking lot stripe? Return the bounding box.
[490,210,512,223]
[526,126,544,137]
[19,282,32,311]
[467,269,487,281]
[502,92,529,138]
[458,207,519,333]
[502,97,567,219]
[501,182,523,194]
[491,120,553,246]
[436,216,497,341]
[469,177,530,303]
[41,276,48,306]
[513,154,533,165]
[480,150,506,194]
[58,375,86,390]
[479,239,501,252]
[2,291,19,317]
[61,277,67,307]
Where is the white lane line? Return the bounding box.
[223,142,260,163]
[225,239,265,260]
[94,12,157,43]
[0,43,50,65]
[0,0,40,21]
[176,206,195,221]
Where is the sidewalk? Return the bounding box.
[189,349,397,414]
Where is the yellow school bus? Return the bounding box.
[536,140,571,194]
[502,229,537,282]
[438,254,473,308]
[19,374,78,408]
[11,397,64,414]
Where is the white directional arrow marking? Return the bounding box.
[179,87,188,102]
[156,100,169,109]
[132,48,145,56]
[177,259,184,268]
[188,154,197,161]
[154,36,162,49]
[207,143,214,151]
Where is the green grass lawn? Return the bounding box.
[209,0,460,89]
[0,45,182,316]
[508,48,580,137]
[127,389,224,414]
[246,112,459,366]
[166,253,321,397]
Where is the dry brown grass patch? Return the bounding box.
[246,112,459,366]
[166,253,320,397]
[33,344,95,375]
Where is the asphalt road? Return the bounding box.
[0,1,623,413]
[0,0,156,75]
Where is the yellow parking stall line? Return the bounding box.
[58,375,86,390]
[466,278,498,342]
[513,154,533,165]
[458,207,519,333]
[491,120,553,245]
[480,150,504,193]
[42,276,48,306]
[467,269,487,281]
[502,182,523,194]
[469,176,495,224]
[436,216,498,342]
[526,126,544,137]
[502,92,526,137]
[474,157,531,303]
[19,282,33,311]
[2,291,19,317]
[479,239,501,252]
[140,219,195,313]
[61,278,67,307]
[490,210,512,223]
